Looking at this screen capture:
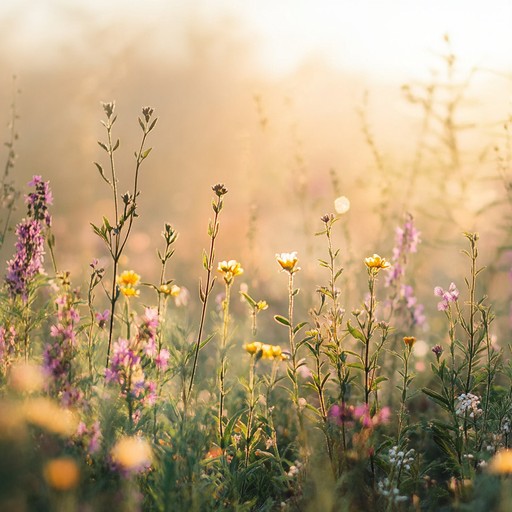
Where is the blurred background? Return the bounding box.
[1,0,512,328]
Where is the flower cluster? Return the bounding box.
[75,420,102,455]
[25,175,53,227]
[455,393,482,419]
[244,341,288,361]
[328,402,391,428]
[377,478,408,503]
[388,446,415,471]
[43,292,81,405]
[117,270,141,298]
[434,282,459,311]
[399,284,426,327]
[5,220,45,300]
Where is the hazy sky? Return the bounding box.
[2,0,512,81]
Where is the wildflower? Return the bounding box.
[434,282,459,311]
[276,251,300,273]
[26,175,53,227]
[75,420,102,455]
[488,449,512,474]
[389,446,415,471]
[364,254,391,274]
[8,362,44,393]
[174,286,190,307]
[23,397,78,436]
[155,349,170,370]
[217,260,244,285]
[5,219,46,300]
[111,436,152,473]
[334,195,350,214]
[244,341,262,355]
[212,183,228,196]
[432,344,443,361]
[159,283,180,296]
[455,393,482,419]
[43,457,80,491]
[400,285,426,327]
[403,336,416,349]
[117,270,141,298]
[95,309,110,328]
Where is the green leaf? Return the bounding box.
[347,320,366,343]
[274,315,290,327]
[293,321,308,335]
[240,292,257,308]
[422,387,450,409]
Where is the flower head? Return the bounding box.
[159,283,181,296]
[403,336,416,349]
[111,436,152,473]
[217,260,243,285]
[276,252,300,274]
[43,457,80,490]
[434,282,459,311]
[365,254,391,274]
[488,449,512,474]
[244,341,288,361]
[117,270,141,298]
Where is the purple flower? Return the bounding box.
[434,282,459,311]
[25,175,53,227]
[95,309,110,329]
[5,220,45,300]
[155,349,170,370]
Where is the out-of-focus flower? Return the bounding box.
[95,309,110,329]
[403,336,416,349]
[334,196,350,215]
[117,270,140,298]
[364,254,391,273]
[488,449,512,474]
[434,282,459,311]
[23,397,78,436]
[43,457,80,491]
[159,283,181,296]
[111,436,152,473]
[244,341,288,360]
[174,286,190,307]
[9,362,45,393]
[276,252,300,274]
[218,260,244,285]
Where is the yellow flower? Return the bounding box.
[244,341,287,361]
[403,336,416,349]
[43,457,80,491]
[111,436,153,472]
[159,284,181,296]
[364,254,391,273]
[276,252,300,273]
[23,397,78,436]
[117,270,141,298]
[218,260,244,285]
[117,270,140,287]
[244,341,263,355]
[488,449,512,474]
[9,363,45,393]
